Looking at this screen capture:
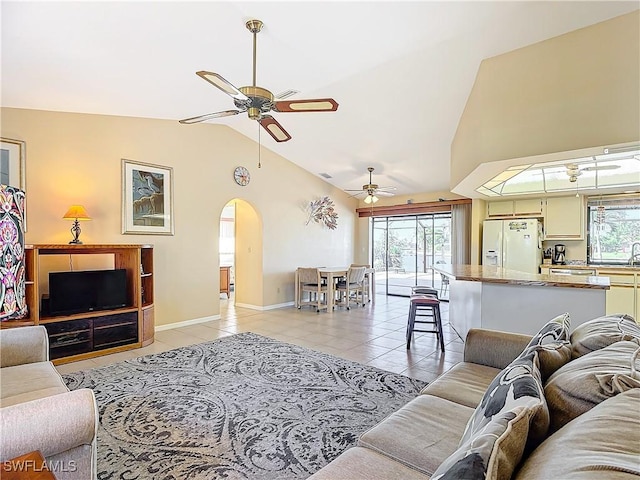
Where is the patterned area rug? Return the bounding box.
[64,332,426,480]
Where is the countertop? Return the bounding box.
[540,264,640,272]
[433,264,610,290]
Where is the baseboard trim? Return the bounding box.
[235,301,295,311]
[155,315,221,332]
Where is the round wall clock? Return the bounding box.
[234,166,250,186]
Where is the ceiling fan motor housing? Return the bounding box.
[238,86,274,119]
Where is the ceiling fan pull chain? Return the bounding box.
[258,122,262,168]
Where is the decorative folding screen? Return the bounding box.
[0,184,27,320]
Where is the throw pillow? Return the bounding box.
[432,406,533,480]
[513,389,640,480]
[519,313,571,381]
[570,313,640,359]
[545,340,640,432]
[459,349,549,450]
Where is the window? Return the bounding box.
[587,196,640,265]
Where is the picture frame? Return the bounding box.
[0,138,26,191]
[122,159,174,235]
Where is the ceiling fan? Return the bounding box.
[565,162,620,182]
[345,167,396,204]
[179,19,339,142]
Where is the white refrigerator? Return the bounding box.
[482,219,542,274]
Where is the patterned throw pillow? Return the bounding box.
[544,340,640,432]
[459,349,549,450]
[519,313,572,382]
[431,406,533,480]
[570,314,640,359]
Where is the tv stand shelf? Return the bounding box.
[1,244,154,365]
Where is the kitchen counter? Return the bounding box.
[540,264,640,272]
[434,264,609,289]
[432,264,608,338]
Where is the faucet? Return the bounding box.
[630,242,640,266]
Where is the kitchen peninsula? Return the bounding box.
[433,264,609,338]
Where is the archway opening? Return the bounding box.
[219,199,263,308]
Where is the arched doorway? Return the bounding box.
[219,199,263,308]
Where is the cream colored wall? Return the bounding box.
[451,10,640,189]
[541,239,587,263]
[233,199,264,307]
[1,107,358,326]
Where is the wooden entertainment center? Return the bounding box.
[1,244,154,365]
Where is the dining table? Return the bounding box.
[294,266,375,311]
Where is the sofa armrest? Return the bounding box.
[0,388,98,462]
[0,325,49,367]
[464,328,532,370]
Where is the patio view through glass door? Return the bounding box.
[372,213,451,298]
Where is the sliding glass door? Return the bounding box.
[372,213,451,297]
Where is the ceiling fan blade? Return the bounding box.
[273,98,339,113]
[376,186,397,191]
[196,71,250,102]
[346,192,365,199]
[376,191,395,197]
[179,110,241,124]
[583,165,621,171]
[258,115,292,142]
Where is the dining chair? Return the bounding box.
[336,266,367,309]
[350,264,372,303]
[297,267,329,313]
[440,273,450,297]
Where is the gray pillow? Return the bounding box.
[459,349,549,450]
[545,340,640,432]
[520,313,571,381]
[432,406,533,480]
[570,313,639,359]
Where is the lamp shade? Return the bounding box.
[63,205,91,220]
[364,194,379,204]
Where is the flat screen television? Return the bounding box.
[48,269,128,316]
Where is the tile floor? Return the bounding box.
[56,294,465,383]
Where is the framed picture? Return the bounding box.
[122,159,174,235]
[0,138,26,191]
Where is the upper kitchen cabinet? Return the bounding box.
[486,199,544,218]
[544,195,585,240]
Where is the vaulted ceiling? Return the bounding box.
[2,1,637,197]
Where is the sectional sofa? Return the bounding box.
[0,325,98,480]
[310,313,640,479]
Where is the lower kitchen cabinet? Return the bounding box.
[606,285,635,318]
[542,265,638,320]
[604,273,637,319]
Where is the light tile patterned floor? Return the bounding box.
[56,294,464,383]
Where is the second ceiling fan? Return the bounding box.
[179,19,339,142]
[345,167,396,204]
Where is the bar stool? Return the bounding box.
[406,291,445,352]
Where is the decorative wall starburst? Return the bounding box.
[306,196,338,230]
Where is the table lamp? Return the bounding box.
[63,205,91,244]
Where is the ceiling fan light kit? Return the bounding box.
[179,19,339,143]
